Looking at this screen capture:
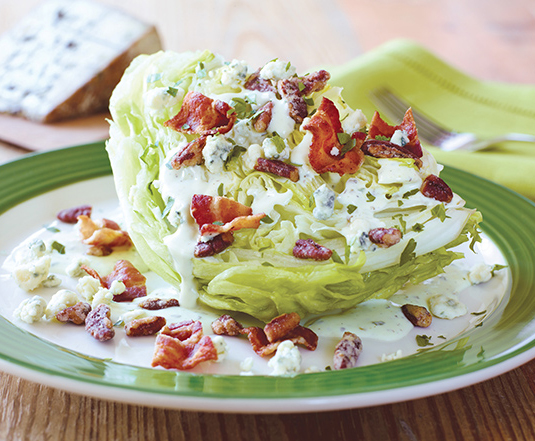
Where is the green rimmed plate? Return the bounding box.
[0,142,534,413]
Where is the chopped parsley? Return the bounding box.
[217,183,224,196]
[337,132,357,155]
[260,215,274,224]
[331,250,344,264]
[416,334,433,347]
[347,204,357,214]
[375,135,390,142]
[366,192,376,202]
[162,197,175,218]
[399,238,416,266]
[402,188,420,199]
[50,241,66,255]
[412,223,425,233]
[45,225,60,233]
[166,86,179,97]
[431,205,450,222]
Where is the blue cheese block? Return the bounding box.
[0,0,162,122]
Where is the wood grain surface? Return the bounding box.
[1,0,535,440]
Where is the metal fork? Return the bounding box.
[369,88,535,151]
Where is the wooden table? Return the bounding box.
[1,0,535,439]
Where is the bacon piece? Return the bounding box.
[81,265,105,287]
[284,326,319,351]
[367,108,422,158]
[104,260,147,302]
[170,136,207,170]
[57,205,92,223]
[293,238,333,261]
[241,326,280,356]
[164,91,236,135]
[199,213,265,237]
[264,312,301,343]
[77,215,132,256]
[368,228,402,248]
[278,70,331,123]
[211,314,244,336]
[361,139,423,168]
[252,101,273,132]
[254,157,299,182]
[303,97,365,175]
[333,331,362,370]
[194,232,234,258]
[244,69,276,93]
[139,298,180,310]
[151,320,218,370]
[421,174,453,203]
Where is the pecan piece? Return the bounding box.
[244,69,276,93]
[252,101,273,132]
[368,228,402,248]
[85,304,114,342]
[211,314,243,336]
[362,139,423,168]
[170,136,207,170]
[421,174,453,203]
[293,238,333,261]
[333,331,362,370]
[139,298,180,310]
[57,204,92,223]
[194,232,234,257]
[401,304,432,328]
[56,301,91,325]
[254,157,299,182]
[125,316,166,337]
[264,312,301,343]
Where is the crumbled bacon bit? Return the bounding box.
[211,314,244,336]
[401,304,432,328]
[125,316,166,337]
[56,302,91,325]
[333,331,362,370]
[252,101,273,132]
[367,109,422,158]
[194,232,234,258]
[164,91,236,135]
[303,97,365,175]
[421,174,453,203]
[368,228,402,248]
[361,139,423,168]
[241,326,280,356]
[170,136,207,170]
[81,265,105,287]
[85,304,114,342]
[199,214,265,238]
[104,260,147,302]
[57,205,92,223]
[151,320,218,370]
[76,215,132,256]
[139,298,180,310]
[293,238,333,261]
[254,157,300,182]
[244,69,276,93]
[284,326,319,351]
[264,312,300,343]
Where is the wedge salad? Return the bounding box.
[106,50,482,323]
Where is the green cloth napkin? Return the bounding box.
[326,39,535,201]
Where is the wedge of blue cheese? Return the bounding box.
[0,0,162,122]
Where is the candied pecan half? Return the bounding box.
[361,139,423,168]
[139,298,180,310]
[252,101,273,132]
[170,136,207,170]
[164,91,236,135]
[264,312,301,343]
[421,174,453,203]
[57,205,92,223]
[194,232,235,258]
[333,331,362,370]
[293,238,333,261]
[401,304,432,328]
[211,314,244,336]
[254,157,299,182]
[56,302,92,325]
[125,316,166,337]
[368,228,402,248]
[85,304,114,342]
[244,69,277,93]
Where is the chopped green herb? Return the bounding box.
[344,244,351,264]
[416,334,433,347]
[285,61,291,71]
[475,322,483,328]
[431,204,450,222]
[298,82,305,92]
[162,197,175,218]
[347,204,357,214]
[217,183,224,196]
[393,214,406,233]
[471,310,487,316]
[224,145,246,169]
[50,241,66,254]
[230,97,256,119]
[385,193,392,200]
[400,238,416,266]
[262,262,274,267]
[375,135,390,142]
[397,200,404,207]
[438,335,447,339]
[366,192,376,202]
[260,215,274,224]
[331,250,344,264]
[166,86,178,97]
[337,132,351,145]
[304,97,314,107]
[477,346,486,359]
[196,62,206,78]
[146,73,162,83]
[113,320,124,328]
[212,221,224,226]
[402,188,420,199]
[412,223,425,233]
[491,264,507,276]
[270,134,286,153]
[45,225,60,233]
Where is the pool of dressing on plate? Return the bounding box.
[0,199,508,375]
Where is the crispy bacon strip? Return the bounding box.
[170,136,207,170]
[303,97,365,175]
[77,215,132,256]
[367,108,422,158]
[293,238,333,261]
[199,214,264,238]
[164,91,236,135]
[104,260,147,302]
[151,320,218,370]
[361,139,423,168]
[254,158,299,182]
[244,69,277,93]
